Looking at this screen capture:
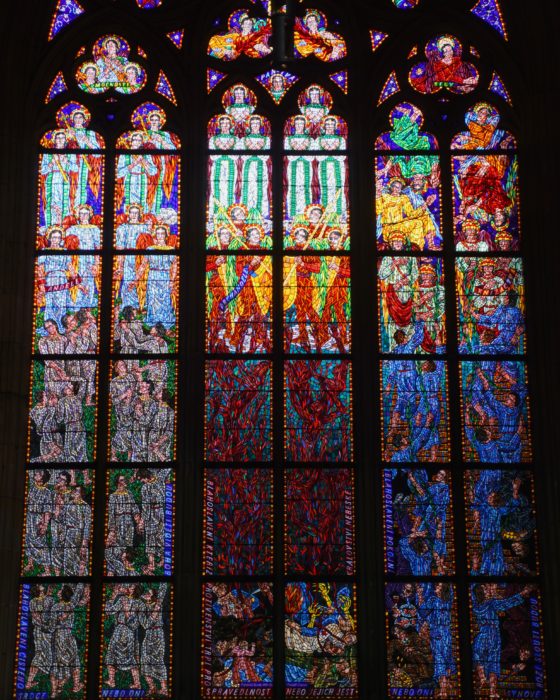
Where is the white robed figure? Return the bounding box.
[116,134,158,213]
[25,585,55,690]
[37,228,75,333]
[49,584,87,697]
[104,584,145,691]
[106,473,141,574]
[40,153,79,226]
[62,486,92,575]
[137,468,169,573]
[55,384,88,462]
[64,204,101,309]
[140,585,169,695]
[24,471,54,573]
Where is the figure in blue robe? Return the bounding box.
[422,585,456,688]
[472,585,526,684]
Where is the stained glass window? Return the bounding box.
[10,2,553,698]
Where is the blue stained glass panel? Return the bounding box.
[461,360,531,462]
[385,582,460,697]
[381,359,450,463]
[465,469,538,576]
[470,584,546,698]
[49,0,84,40]
[382,468,455,575]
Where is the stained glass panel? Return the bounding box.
[293,10,347,62]
[470,584,546,698]
[29,359,98,463]
[22,469,94,577]
[285,360,353,462]
[104,468,174,576]
[209,85,271,150]
[45,71,68,103]
[207,11,272,61]
[205,360,272,461]
[409,36,479,95]
[285,582,358,695]
[460,360,531,462]
[471,0,507,39]
[382,468,454,575]
[392,0,420,8]
[256,70,299,104]
[201,582,274,697]
[285,468,355,575]
[203,468,273,575]
[375,103,438,151]
[284,157,349,250]
[456,257,525,354]
[284,85,347,151]
[385,582,460,697]
[14,583,90,699]
[207,68,227,93]
[112,254,178,352]
[117,102,180,150]
[155,70,177,105]
[76,36,146,95]
[38,154,104,234]
[166,29,184,49]
[376,154,442,251]
[48,0,84,41]
[41,102,104,148]
[369,29,388,52]
[381,359,450,463]
[284,255,351,353]
[378,257,445,353]
[465,470,538,576]
[377,72,400,106]
[453,154,519,251]
[206,155,272,250]
[108,359,176,462]
[488,73,512,105]
[34,254,101,352]
[206,254,272,353]
[100,582,172,697]
[114,155,180,245]
[451,103,515,150]
[136,0,163,8]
